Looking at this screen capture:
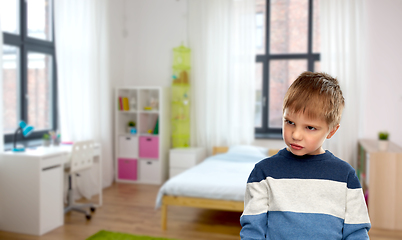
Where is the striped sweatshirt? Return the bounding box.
[240,148,370,240]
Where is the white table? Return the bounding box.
[0,143,102,236]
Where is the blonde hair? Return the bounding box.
[283,71,345,129]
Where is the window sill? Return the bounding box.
[255,133,283,140]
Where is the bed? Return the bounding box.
[155,145,279,230]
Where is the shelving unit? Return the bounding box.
[357,139,402,230]
[115,87,170,185]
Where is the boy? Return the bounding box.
[240,72,370,239]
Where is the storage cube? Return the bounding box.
[119,136,138,157]
[118,158,137,180]
[139,136,159,158]
[139,160,160,184]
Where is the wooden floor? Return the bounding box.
[0,183,401,240]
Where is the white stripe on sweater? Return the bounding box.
[244,177,356,220]
[345,188,371,224]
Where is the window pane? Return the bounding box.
[270,0,308,54]
[27,52,53,130]
[2,45,21,134]
[314,61,320,72]
[255,62,263,127]
[313,0,320,53]
[256,0,266,55]
[0,0,20,35]
[269,60,307,128]
[27,0,53,41]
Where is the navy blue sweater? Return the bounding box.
[240,148,370,240]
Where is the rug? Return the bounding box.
[87,230,179,240]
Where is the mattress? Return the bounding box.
[155,146,268,208]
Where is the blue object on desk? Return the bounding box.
[12,120,34,152]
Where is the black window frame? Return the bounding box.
[2,0,58,145]
[255,0,320,139]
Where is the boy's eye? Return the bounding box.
[307,126,316,130]
[285,120,294,125]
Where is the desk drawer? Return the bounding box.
[41,154,66,169]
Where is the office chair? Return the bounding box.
[64,140,96,220]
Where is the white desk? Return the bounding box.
[0,143,102,236]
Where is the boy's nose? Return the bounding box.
[292,128,302,141]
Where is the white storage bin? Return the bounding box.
[139,160,161,184]
[119,136,138,157]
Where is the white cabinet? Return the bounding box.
[115,87,170,185]
[169,147,206,178]
[0,152,65,235]
[40,164,64,234]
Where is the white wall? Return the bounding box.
[109,0,187,88]
[363,0,402,145]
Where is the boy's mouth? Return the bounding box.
[290,144,303,150]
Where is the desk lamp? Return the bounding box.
[13,120,34,152]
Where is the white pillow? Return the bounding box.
[227,145,268,157]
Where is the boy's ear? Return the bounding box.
[327,124,340,139]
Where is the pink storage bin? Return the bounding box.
[118,158,137,180]
[139,136,159,159]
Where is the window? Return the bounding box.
[255,0,320,138]
[1,0,57,144]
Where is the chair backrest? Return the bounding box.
[70,140,95,174]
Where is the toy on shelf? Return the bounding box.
[172,71,190,85]
[150,97,159,109]
[129,97,136,110]
[153,118,159,134]
[127,121,137,134]
[143,97,159,111]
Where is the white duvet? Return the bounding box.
[155,151,266,208]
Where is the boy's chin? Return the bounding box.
[287,147,324,156]
[287,147,306,156]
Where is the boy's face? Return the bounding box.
[282,108,339,156]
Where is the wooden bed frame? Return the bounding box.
[161,146,279,230]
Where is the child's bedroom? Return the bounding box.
[0,0,401,239]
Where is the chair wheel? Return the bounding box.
[86,214,92,220]
[90,207,96,212]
